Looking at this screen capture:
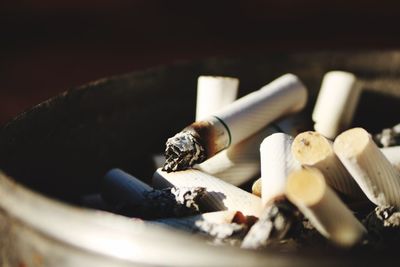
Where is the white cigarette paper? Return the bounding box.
[381,146,400,170]
[152,168,263,217]
[312,71,361,139]
[260,133,301,205]
[197,126,278,185]
[196,76,239,121]
[286,167,366,247]
[196,76,272,186]
[214,73,308,146]
[334,128,400,207]
[292,131,363,199]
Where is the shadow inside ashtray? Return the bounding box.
[352,90,400,133]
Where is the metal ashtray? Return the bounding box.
[1,51,400,266]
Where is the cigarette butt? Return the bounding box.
[164,74,308,172]
[252,178,262,197]
[102,168,152,206]
[197,126,278,186]
[292,131,363,199]
[334,128,400,207]
[381,146,400,170]
[152,168,263,217]
[312,71,361,139]
[260,133,301,205]
[196,76,239,121]
[286,167,366,247]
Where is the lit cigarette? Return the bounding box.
[334,127,400,207]
[286,167,366,247]
[196,76,239,121]
[260,133,301,205]
[197,126,278,186]
[292,131,364,199]
[312,71,361,139]
[163,74,308,172]
[381,146,400,170]
[152,168,263,217]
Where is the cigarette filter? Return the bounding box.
[152,168,263,217]
[260,133,301,205]
[312,71,361,139]
[381,146,400,170]
[334,128,400,207]
[251,178,262,197]
[292,131,363,199]
[164,74,308,172]
[196,76,239,121]
[286,167,366,247]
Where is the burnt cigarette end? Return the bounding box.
[364,206,400,247]
[141,186,207,219]
[163,131,206,172]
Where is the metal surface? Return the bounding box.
[1,51,400,266]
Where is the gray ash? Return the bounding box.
[139,186,207,219]
[373,123,400,147]
[196,220,247,245]
[363,206,400,249]
[241,199,298,249]
[163,131,206,172]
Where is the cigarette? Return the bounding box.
[196,125,278,186]
[241,198,297,249]
[312,71,361,139]
[196,76,239,121]
[152,168,263,217]
[102,168,152,206]
[285,167,366,247]
[102,168,206,218]
[333,127,400,207]
[260,133,301,205]
[163,74,308,172]
[251,178,262,197]
[381,146,400,170]
[292,131,364,199]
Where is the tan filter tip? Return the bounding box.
[286,167,366,247]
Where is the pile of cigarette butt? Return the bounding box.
[82,72,400,251]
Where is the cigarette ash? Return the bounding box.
[195,220,247,245]
[139,187,207,219]
[374,123,400,147]
[363,206,400,249]
[163,131,206,172]
[241,200,298,249]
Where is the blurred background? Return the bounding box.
[2,0,400,125]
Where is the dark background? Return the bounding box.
[2,0,400,125]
